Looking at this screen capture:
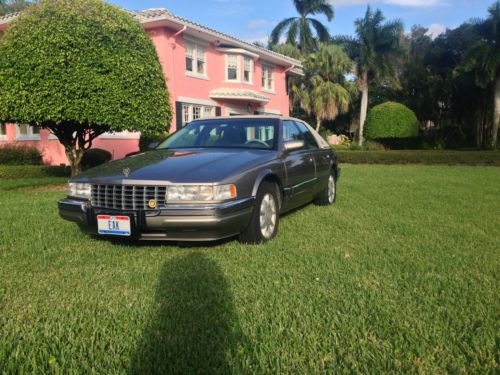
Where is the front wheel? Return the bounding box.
[314,171,336,206]
[239,182,279,244]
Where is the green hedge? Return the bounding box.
[0,144,43,165]
[365,102,419,140]
[336,150,500,166]
[0,165,71,179]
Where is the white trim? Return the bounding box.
[48,134,58,140]
[185,71,209,80]
[261,63,275,92]
[216,48,259,59]
[0,135,7,141]
[178,96,217,106]
[257,108,281,115]
[99,131,141,140]
[224,104,251,116]
[243,56,254,85]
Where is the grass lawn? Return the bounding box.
[0,165,498,373]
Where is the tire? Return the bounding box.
[239,182,280,244]
[314,170,336,206]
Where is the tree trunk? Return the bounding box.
[359,70,369,146]
[492,73,500,150]
[316,118,322,132]
[65,146,85,177]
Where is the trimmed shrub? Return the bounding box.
[365,102,419,140]
[139,132,169,151]
[81,148,112,170]
[335,150,500,166]
[0,144,43,165]
[0,165,70,179]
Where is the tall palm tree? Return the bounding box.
[463,1,500,149]
[341,7,404,145]
[294,44,353,132]
[270,0,334,53]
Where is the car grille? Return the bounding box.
[91,184,166,210]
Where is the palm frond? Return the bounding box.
[270,17,298,45]
[308,17,331,42]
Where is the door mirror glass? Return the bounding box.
[284,140,305,151]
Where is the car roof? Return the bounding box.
[190,115,304,122]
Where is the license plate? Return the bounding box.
[97,215,131,236]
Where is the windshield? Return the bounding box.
[158,118,279,150]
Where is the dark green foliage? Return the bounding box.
[139,132,169,151]
[0,164,70,178]
[335,149,500,165]
[365,102,419,140]
[81,148,112,170]
[0,0,172,175]
[0,144,42,165]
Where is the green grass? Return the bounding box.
[0,166,499,374]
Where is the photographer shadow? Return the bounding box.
[129,252,244,374]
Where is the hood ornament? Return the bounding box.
[122,167,130,178]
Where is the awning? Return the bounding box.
[209,88,270,104]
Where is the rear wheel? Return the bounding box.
[314,171,336,206]
[239,182,279,244]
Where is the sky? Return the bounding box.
[108,0,495,43]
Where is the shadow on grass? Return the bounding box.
[129,252,244,374]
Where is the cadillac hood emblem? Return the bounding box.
[122,167,131,178]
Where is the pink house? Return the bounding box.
[0,8,303,165]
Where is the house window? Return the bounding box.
[0,123,6,141]
[182,104,214,126]
[186,41,206,77]
[262,64,274,91]
[16,124,40,140]
[243,56,253,84]
[227,54,239,81]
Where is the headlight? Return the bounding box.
[68,182,91,199]
[166,184,237,202]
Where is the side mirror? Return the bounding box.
[283,140,305,152]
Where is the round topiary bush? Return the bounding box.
[365,102,419,140]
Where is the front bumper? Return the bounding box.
[58,197,255,241]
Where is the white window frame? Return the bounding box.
[261,63,275,93]
[243,56,254,84]
[181,104,215,126]
[185,38,208,80]
[225,54,240,82]
[15,124,41,141]
[0,123,7,141]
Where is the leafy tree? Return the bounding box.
[462,1,500,149]
[270,0,334,53]
[293,44,353,132]
[365,102,419,140]
[0,0,172,175]
[341,6,404,145]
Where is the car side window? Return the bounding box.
[282,120,303,142]
[294,121,318,149]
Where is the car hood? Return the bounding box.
[74,148,276,183]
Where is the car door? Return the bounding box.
[281,120,317,209]
[293,121,331,196]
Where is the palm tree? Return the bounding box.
[294,44,353,132]
[463,1,500,149]
[341,7,404,145]
[270,0,334,53]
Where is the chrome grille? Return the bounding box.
[91,184,166,210]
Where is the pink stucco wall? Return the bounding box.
[1,22,294,166]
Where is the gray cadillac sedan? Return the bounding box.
[58,116,339,243]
